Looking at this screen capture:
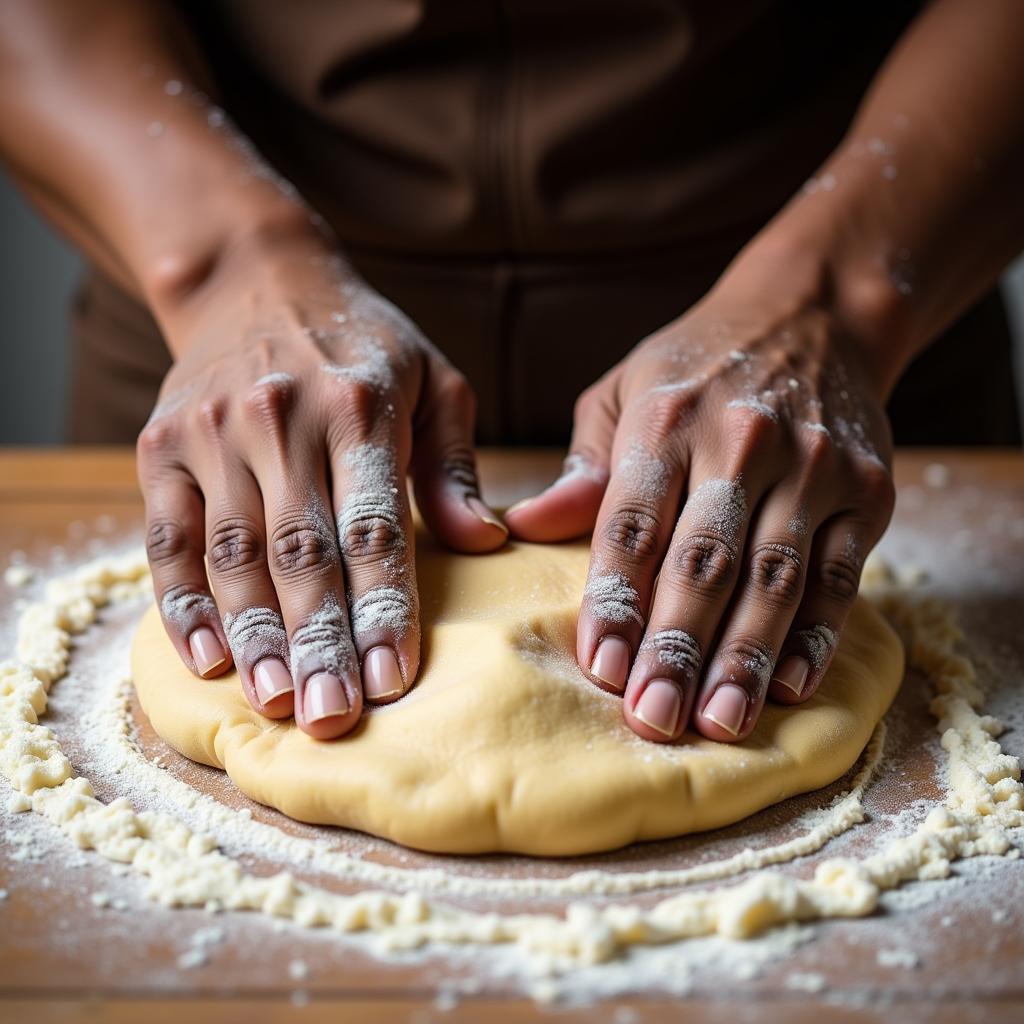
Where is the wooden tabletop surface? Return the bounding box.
[1,446,1022,1023]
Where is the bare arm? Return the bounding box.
[0,0,508,740]
[510,0,1024,744]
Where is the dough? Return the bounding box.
[132,533,904,856]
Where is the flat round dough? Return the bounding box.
[132,533,904,856]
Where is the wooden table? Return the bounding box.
[1,447,1022,1023]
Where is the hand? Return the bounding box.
[506,281,895,744]
[137,229,507,739]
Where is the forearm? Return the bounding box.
[0,0,319,353]
[725,0,1024,398]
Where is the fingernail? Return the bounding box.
[363,646,405,700]
[703,683,748,737]
[304,671,349,722]
[253,658,294,704]
[189,627,226,677]
[634,679,682,737]
[590,636,630,692]
[466,496,508,533]
[772,655,810,696]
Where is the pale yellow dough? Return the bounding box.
[132,533,904,856]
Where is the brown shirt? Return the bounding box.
[70,1,1019,445]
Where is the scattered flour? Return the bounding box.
[0,537,1021,997]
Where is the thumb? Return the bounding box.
[505,385,616,542]
[410,368,508,553]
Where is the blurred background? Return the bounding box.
[3,168,1023,445]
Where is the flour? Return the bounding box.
[685,478,747,540]
[726,398,779,422]
[350,585,416,640]
[0,537,1021,997]
[4,564,34,588]
[288,592,356,679]
[160,590,216,632]
[222,606,288,663]
[335,443,404,559]
[584,572,644,627]
[790,624,838,672]
[615,444,670,502]
[253,372,296,390]
[641,629,702,676]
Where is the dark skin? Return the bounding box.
[1,0,1022,744]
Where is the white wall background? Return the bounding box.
[1,169,1023,445]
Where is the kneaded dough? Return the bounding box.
[132,533,904,856]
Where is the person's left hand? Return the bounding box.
[505,279,896,744]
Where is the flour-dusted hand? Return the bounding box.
[507,262,895,744]
[137,227,506,739]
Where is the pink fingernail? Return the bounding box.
[590,636,630,692]
[189,627,226,677]
[505,496,536,516]
[253,658,294,704]
[703,683,748,736]
[363,646,404,700]
[304,672,349,722]
[466,496,508,533]
[634,679,682,737]
[772,655,810,696]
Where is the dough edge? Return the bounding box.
[132,583,903,857]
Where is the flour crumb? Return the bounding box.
[786,971,827,993]
[4,564,34,588]
[7,791,31,813]
[876,948,920,970]
[288,958,310,981]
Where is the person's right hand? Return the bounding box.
[137,227,507,739]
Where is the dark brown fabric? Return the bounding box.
[67,0,1020,445]
[68,261,1020,447]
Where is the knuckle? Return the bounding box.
[338,507,405,565]
[137,419,177,461]
[816,555,861,604]
[270,516,336,578]
[667,533,737,597]
[720,634,775,690]
[639,388,698,440]
[724,402,780,452]
[600,505,662,562]
[196,397,231,438]
[800,426,837,470]
[145,517,191,567]
[207,518,264,576]
[244,376,296,427]
[748,541,805,605]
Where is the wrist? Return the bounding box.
[720,202,917,400]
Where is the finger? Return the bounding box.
[691,485,815,742]
[243,379,363,739]
[410,366,507,553]
[620,473,752,742]
[769,463,894,706]
[506,383,615,542]
[332,420,420,707]
[197,454,295,722]
[137,428,231,678]
[576,393,693,694]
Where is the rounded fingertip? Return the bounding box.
[587,635,631,693]
[252,657,295,719]
[505,479,603,543]
[768,654,815,705]
[697,683,750,742]
[299,671,362,740]
[188,626,230,678]
[423,492,509,554]
[362,646,406,704]
[627,678,684,743]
